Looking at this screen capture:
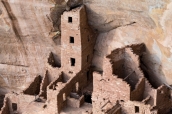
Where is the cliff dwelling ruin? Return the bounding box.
[0,0,172,114]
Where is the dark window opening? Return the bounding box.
[69,71,73,74]
[68,17,72,23]
[87,71,89,81]
[70,36,74,43]
[87,55,89,62]
[88,35,90,42]
[84,94,92,104]
[135,106,139,113]
[70,58,75,66]
[12,103,17,111]
[48,52,61,68]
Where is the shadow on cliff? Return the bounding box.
[92,42,166,89]
[140,45,166,88]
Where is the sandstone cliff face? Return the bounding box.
[0,0,172,93]
[0,0,60,93]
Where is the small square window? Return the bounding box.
[87,71,89,81]
[68,17,72,23]
[70,58,75,66]
[87,55,89,62]
[70,36,74,43]
[88,35,90,42]
[12,103,17,111]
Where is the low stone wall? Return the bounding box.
[56,71,87,113]
[67,94,84,108]
[47,69,88,113]
[6,94,35,114]
[121,101,152,114]
[131,78,145,101]
[39,71,50,99]
[92,71,130,114]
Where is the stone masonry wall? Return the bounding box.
[82,43,94,70]
[106,47,144,90]
[39,71,50,99]
[143,79,156,106]
[6,94,35,114]
[56,71,88,113]
[61,6,82,74]
[121,101,152,114]
[46,69,88,113]
[92,71,130,114]
[131,78,145,101]
[92,45,159,114]
[156,85,172,114]
[61,6,96,76]
[0,97,10,114]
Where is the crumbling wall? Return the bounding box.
[56,71,88,113]
[143,79,156,106]
[105,104,121,114]
[46,69,88,113]
[155,85,172,114]
[47,73,65,113]
[107,48,125,78]
[0,97,10,114]
[121,101,152,114]
[125,47,157,106]
[46,90,58,113]
[45,65,62,82]
[131,78,145,101]
[39,71,50,99]
[23,75,42,95]
[103,56,113,76]
[92,46,160,114]
[48,73,64,90]
[67,95,84,108]
[46,72,68,113]
[126,43,146,57]
[123,48,143,90]
[6,94,35,114]
[106,47,144,91]
[92,71,130,114]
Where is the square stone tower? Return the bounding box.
[61,5,96,75]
